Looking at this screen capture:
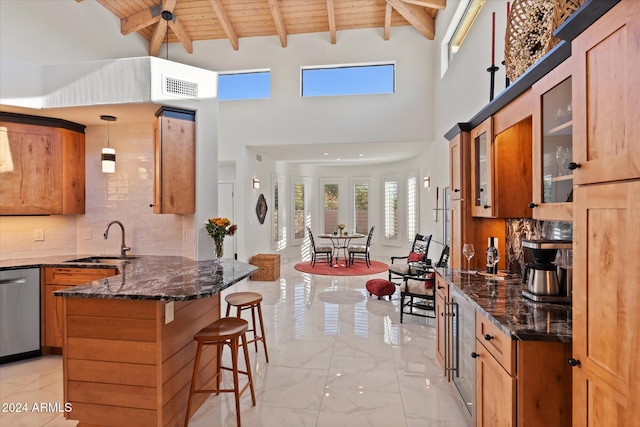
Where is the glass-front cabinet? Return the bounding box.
[470,118,493,217]
[531,58,573,220]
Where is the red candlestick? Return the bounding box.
[491,11,496,65]
[507,2,511,18]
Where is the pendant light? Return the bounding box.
[100,115,116,173]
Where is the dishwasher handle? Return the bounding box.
[0,278,27,285]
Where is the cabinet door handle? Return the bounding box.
[483,334,494,341]
[528,202,538,208]
[454,188,460,193]
[149,204,155,208]
[483,204,490,209]
[568,162,581,170]
[568,358,581,367]
[437,285,444,289]
[471,352,479,358]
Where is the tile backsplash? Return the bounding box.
[505,219,573,274]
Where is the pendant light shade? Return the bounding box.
[101,147,116,173]
[100,115,116,173]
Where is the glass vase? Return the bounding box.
[214,238,224,263]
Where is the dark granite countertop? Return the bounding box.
[0,255,257,301]
[437,268,571,343]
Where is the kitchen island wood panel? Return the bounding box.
[63,296,220,427]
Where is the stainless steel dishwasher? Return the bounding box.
[0,268,41,363]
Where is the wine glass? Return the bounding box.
[462,244,475,273]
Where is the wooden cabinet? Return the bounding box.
[470,118,493,217]
[449,131,469,201]
[475,338,516,427]
[43,267,116,348]
[570,2,640,424]
[571,0,640,185]
[449,130,471,268]
[531,57,574,221]
[475,311,571,427]
[152,107,195,214]
[572,180,640,426]
[435,275,449,372]
[470,116,532,219]
[0,113,85,215]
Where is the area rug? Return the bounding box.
[294,260,388,276]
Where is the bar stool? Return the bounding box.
[184,317,256,427]
[224,292,269,363]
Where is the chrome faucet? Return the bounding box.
[104,220,131,256]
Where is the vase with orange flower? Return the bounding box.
[204,217,237,263]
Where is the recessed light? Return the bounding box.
[336,158,341,161]
[323,152,329,156]
[358,153,364,157]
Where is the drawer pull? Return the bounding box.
[568,358,581,367]
[528,202,538,208]
[471,352,479,358]
[483,334,494,341]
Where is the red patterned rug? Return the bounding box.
[294,260,388,276]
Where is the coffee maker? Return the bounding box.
[521,239,572,303]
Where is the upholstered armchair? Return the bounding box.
[388,234,432,284]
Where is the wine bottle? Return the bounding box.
[486,237,498,274]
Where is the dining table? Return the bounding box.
[317,232,366,267]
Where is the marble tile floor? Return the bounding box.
[0,263,469,427]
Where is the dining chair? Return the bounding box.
[348,226,375,267]
[306,226,333,266]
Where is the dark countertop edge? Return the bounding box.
[0,256,258,302]
[52,262,258,301]
[444,0,619,140]
[53,269,255,302]
[438,268,571,343]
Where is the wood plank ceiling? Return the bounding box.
[92,0,445,55]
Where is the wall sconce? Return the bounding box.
[252,178,260,189]
[100,115,116,173]
[423,176,431,188]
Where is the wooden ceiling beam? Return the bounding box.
[384,3,392,40]
[149,18,168,57]
[326,0,337,44]
[121,4,161,35]
[209,0,239,50]
[162,0,177,12]
[268,0,288,48]
[169,17,193,54]
[386,0,435,40]
[400,0,446,9]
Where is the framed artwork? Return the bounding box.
[256,194,268,224]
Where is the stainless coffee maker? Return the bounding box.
[521,239,572,303]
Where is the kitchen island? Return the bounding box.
[436,268,572,427]
[53,256,257,427]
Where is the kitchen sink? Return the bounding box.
[65,256,139,265]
